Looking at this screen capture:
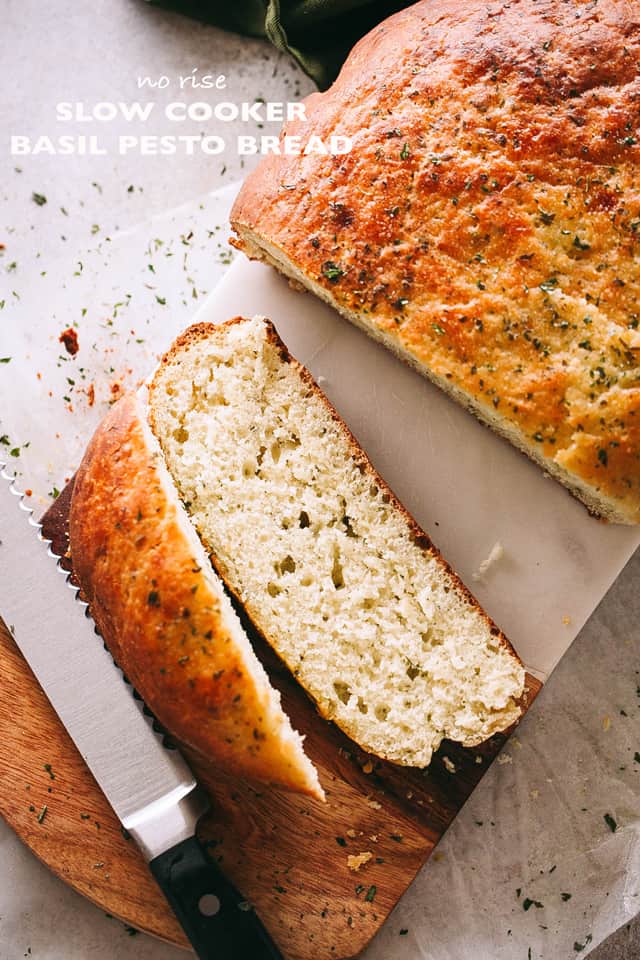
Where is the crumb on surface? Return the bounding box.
[58,328,79,356]
[472,541,505,581]
[347,852,373,871]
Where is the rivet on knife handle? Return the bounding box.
[150,836,283,960]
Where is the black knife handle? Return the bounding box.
[150,836,283,960]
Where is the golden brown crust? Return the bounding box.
[69,392,322,798]
[231,0,640,524]
[151,318,524,744]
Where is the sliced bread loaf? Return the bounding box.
[230,0,640,525]
[148,316,525,768]
[69,390,323,799]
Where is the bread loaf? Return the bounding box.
[147,317,525,768]
[231,0,640,524]
[69,390,323,799]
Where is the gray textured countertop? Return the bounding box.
[1,2,638,958]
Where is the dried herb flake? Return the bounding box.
[322,261,344,283]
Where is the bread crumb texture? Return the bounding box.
[231,0,640,524]
[149,317,524,767]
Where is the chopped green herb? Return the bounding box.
[321,261,344,283]
[147,590,161,607]
[603,812,617,832]
[155,295,167,305]
[598,448,609,467]
[399,929,408,936]
[37,804,48,823]
[364,885,377,903]
[0,357,11,363]
[400,142,410,160]
[561,892,572,902]
[432,323,445,336]
[522,898,543,911]
[539,278,559,292]
[539,209,555,225]
[336,836,347,847]
[573,236,591,251]
[32,192,47,206]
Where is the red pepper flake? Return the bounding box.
[25,489,32,497]
[59,328,79,356]
[87,383,95,407]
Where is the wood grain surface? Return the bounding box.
[0,482,542,959]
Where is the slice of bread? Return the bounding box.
[69,390,323,799]
[148,317,525,768]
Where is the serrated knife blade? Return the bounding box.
[0,463,282,960]
[0,466,197,833]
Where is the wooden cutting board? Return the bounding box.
[0,482,542,959]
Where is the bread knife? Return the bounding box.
[0,462,283,960]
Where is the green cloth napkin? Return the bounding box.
[149,0,413,89]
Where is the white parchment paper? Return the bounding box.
[1,184,638,960]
